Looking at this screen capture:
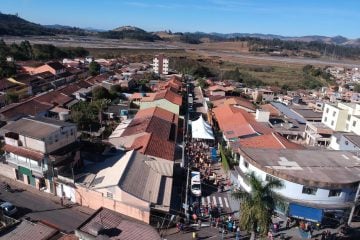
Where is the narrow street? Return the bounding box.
[0,177,94,233]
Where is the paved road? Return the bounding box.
[0,181,93,233]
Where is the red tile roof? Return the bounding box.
[238,132,304,149]
[213,104,272,139]
[134,107,178,125]
[3,144,44,161]
[153,89,182,106]
[261,104,281,117]
[0,99,53,121]
[35,91,73,106]
[131,133,175,161]
[121,116,172,140]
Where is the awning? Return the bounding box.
[289,203,324,223]
[191,115,214,140]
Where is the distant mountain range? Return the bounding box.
[0,12,359,46]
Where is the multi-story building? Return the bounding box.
[321,102,360,135]
[153,54,169,75]
[1,117,77,193]
[235,148,360,223]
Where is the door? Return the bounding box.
[29,175,35,186]
[63,184,76,202]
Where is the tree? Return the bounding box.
[354,84,360,93]
[89,61,101,76]
[92,86,111,101]
[232,172,284,240]
[0,57,16,78]
[197,78,209,89]
[70,101,99,130]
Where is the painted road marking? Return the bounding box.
[224,197,229,208]
[212,196,217,206]
[218,197,223,208]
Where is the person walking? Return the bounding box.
[236,227,240,240]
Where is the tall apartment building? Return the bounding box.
[1,117,77,193]
[321,102,360,135]
[153,54,169,75]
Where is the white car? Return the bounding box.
[190,171,202,197]
[0,202,17,216]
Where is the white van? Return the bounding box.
[190,171,201,197]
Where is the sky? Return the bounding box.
[1,0,359,38]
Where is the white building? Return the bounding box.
[153,54,169,75]
[1,117,77,194]
[321,102,360,135]
[329,133,360,151]
[234,148,360,222]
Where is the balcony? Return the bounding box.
[5,154,48,175]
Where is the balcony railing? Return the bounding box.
[5,155,48,174]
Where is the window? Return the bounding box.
[324,117,327,122]
[106,192,113,199]
[329,189,341,197]
[345,141,349,146]
[347,115,351,121]
[265,174,276,182]
[244,161,249,168]
[332,111,336,117]
[302,186,317,195]
[353,121,357,127]
[326,108,329,113]
[70,129,74,136]
[331,120,334,126]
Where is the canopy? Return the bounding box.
[191,115,215,140]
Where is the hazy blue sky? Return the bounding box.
[1,0,359,38]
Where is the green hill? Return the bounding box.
[99,26,162,42]
[0,13,54,36]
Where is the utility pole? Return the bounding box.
[348,182,360,226]
[184,77,190,224]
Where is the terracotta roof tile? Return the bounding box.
[3,144,44,161]
[261,104,281,117]
[35,91,73,106]
[134,107,178,125]
[0,99,53,121]
[131,133,175,161]
[213,104,272,139]
[239,132,304,149]
[121,116,172,140]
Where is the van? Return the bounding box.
[190,171,201,197]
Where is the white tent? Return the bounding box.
[191,115,215,140]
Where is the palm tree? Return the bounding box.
[232,172,284,240]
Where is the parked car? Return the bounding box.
[190,171,202,197]
[0,202,17,216]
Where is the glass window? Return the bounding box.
[328,189,341,197]
[244,161,249,168]
[324,117,327,122]
[331,120,334,126]
[302,186,317,195]
[265,174,276,182]
[326,108,329,113]
[106,192,113,199]
[353,121,357,127]
[332,111,336,117]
